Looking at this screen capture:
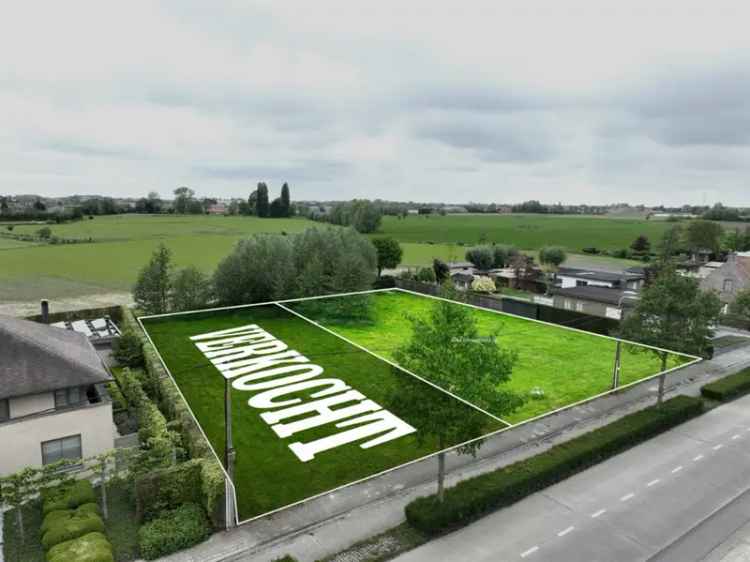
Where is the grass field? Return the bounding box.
[0,213,679,303]
[141,303,503,521]
[289,290,693,423]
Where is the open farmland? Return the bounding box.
[290,290,695,424]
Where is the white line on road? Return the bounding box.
[693,454,704,461]
[591,509,607,518]
[672,465,683,474]
[621,493,635,502]
[647,479,660,487]
[520,546,539,558]
[557,526,575,537]
[713,444,724,451]
[732,434,741,440]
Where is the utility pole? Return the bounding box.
[224,378,237,528]
[611,340,622,390]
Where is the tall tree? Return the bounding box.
[685,219,724,256]
[630,235,651,254]
[465,246,494,270]
[133,244,173,314]
[372,237,403,277]
[618,265,721,404]
[538,246,567,294]
[389,289,522,501]
[269,197,285,218]
[171,266,212,311]
[255,183,270,218]
[433,258,450,283]
[658,224,684,263]
[280,182,291,217]
[173,187,195,214]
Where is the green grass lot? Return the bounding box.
[379,214,674,252]
[141,304,503,521]
[290,291,692,424]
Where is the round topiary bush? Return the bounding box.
[42,510,106,550]
[46,531,114,562]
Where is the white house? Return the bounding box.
[555,267,645,291]
[0,315,115,476]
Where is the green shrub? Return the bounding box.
[201,458,226,526]
[112,328,145,368]
[46,531,114,562]
[41,503,100,535]
[106,382,127,412]
[701,368,750,402]
[405,395,703,535]
[42,480,96,515]
[41,510,106,550]
[135,459,204,522]
[137,503,211,560]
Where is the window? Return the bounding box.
[54,387,82,409]
[41,435,82,466]
[576,302,584,312]
[723,279,735,293]
[0,399,9,422]
[576,280,588,287]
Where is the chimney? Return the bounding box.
[40,299,49,323]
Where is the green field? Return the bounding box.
[289,290,693,423]
[0,213,678,303]
[141,304,503,521]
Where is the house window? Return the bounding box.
[41,435,82,466]
[576,280,588,287]
[0,399,9,422]
[54,387,82,409]
[576,302,584,312]
[723,279,735,293]
[564,299,574,310]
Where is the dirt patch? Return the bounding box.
[0,292,133,317]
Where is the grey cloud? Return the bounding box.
[194,160,350,183]
[37,139,151,160]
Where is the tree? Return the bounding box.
[173,187,195,214]
[618,265,722,404]
[33,198,46,211]
[538,246,567,294]
[492,244,519,268]
[281,182,291,217]
[389,290,522,500]
[685,219,724,256]
[630,235,651,254]
[433,259,450,283]
[465,246,494,270]
[36,226,52,239]
[112,328,145,368]
[471,276,496,293]
[172,266,212,311]
[133,244,173,314]
[327,200,382,233]
[0,196,8,214]
[256,183,270,217]
[246,191,258,216]
[372,237,403,277]
[658,225,684,263]
[269,197,285,218]
[416,267,437,283]
[731,288,750,329]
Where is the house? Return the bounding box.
[450,271,476,290]
[554,267,645,291]
[700,252,750,312]
[0,315,114,476]
[546,286,640,320]
[207,203,227,215]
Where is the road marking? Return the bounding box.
[520,546,539,558]
[732,434,741,440]
[557,526,575,537]
[713,444,723,451]
[647,479,660,487]
[693,454,704,461]
[591,509,607,518]
[621,493,635,502]
[672,465,683,473]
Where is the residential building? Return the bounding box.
[545,286,640,320]
[700,252,750,312]
[0,315,114,476]
[554,267,645,291]
[207,202,227,215]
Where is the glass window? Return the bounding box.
[42,435,82,465]
[54,387,83,409]
[0,399,9,422]
[723,279,735,293]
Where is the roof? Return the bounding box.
[557,267,644,283]
[554,286,639,306]
[450,272,475,283]
[0,315,111,401]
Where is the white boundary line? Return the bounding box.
[135,286,702,526]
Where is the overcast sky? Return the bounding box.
[2,1,749,205]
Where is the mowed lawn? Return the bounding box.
[141,304,504,521]
[290,291,692,424]
[378,214,674,252]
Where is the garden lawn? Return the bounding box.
[141,304,504,522]
[290,290,693,423]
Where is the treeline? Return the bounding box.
[233,182,292,217]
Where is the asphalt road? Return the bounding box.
[395,393,750,562]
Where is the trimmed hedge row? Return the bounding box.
[405,395,703,535]
[42,480,97,515]
[701,367,750,402]
[135,459,204,522]
[46,531,114,562]
[137,503,212,560]
[42,509,106,550]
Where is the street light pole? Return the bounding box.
[224,377,237,528]
[611,340,622,390]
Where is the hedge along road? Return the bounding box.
[140,303,506,522]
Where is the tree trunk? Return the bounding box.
[437,452,446,503]
[16,507,24,543]
[657,352,668,406]
[100,466,109,520]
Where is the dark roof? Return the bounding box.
[450,272,475,283]
[554,286,640,306]
[0,315,111,400]
[557,267,644,283]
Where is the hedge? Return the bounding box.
[42,503,100,535]
[701,368,750,402]
[42,480,97,515]
[137,503,211,560]
[405,395,703,535]
[135,459,204,521]
[46,531,114,562]
[41,510,106,550]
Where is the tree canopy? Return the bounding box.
[465,246,494,270]
[372,237,403,277]
[133,244,173,314]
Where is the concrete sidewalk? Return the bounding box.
[153,345,750,562]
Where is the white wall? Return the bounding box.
[0,402,114,476]
[557,275,614,289]
[9,392,55,418]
